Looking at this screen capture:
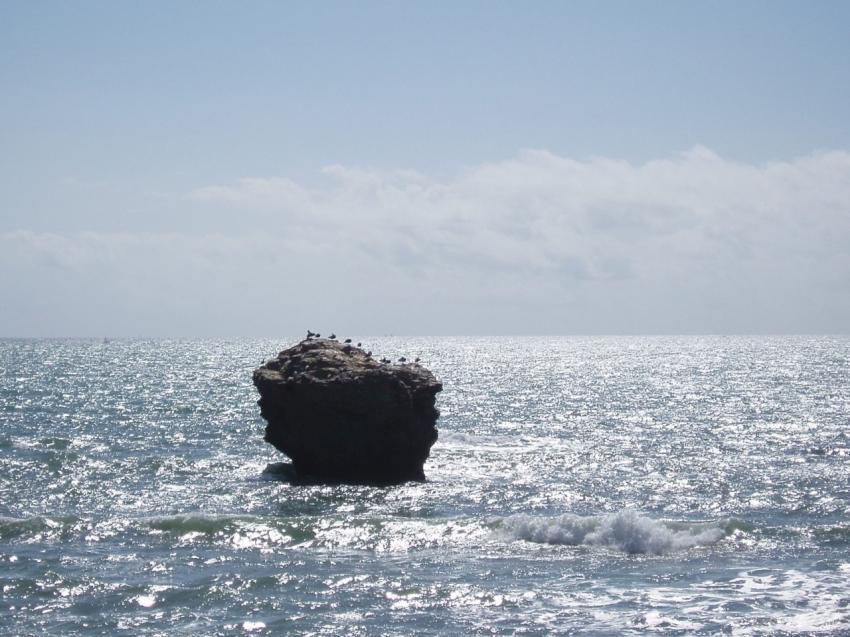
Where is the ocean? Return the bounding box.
[1,336,849,636]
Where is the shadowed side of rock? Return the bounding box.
[252,339,442,484]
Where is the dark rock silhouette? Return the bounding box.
[253,338,442,484]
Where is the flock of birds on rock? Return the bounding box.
[303,330,420,365]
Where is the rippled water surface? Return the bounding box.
[1,336,849,635]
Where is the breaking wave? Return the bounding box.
[0,515,80,541]
[145,513,257,534]
[497,509,739,554]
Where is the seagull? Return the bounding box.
[344,338,352,343]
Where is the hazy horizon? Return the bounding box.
[3,2,849,337]
[3,333,849,342]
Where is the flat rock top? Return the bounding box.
[253,339,442,391]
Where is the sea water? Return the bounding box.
[1,336,849,636]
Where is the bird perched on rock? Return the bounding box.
[252,337,443,484]
[329,333,337,340]
[414,357,420,363]
[357,342,362,347]
[306,330,316,339]
[398,357,407,363]
[344,338,352,343]
[365,351,372,357]
[315,333,321,338]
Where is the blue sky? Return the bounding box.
[2,2,849,336]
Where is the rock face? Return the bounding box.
[252,339,442,484]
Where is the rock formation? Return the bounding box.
[252,338,442,484]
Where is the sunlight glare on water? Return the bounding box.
[1,336,849,635]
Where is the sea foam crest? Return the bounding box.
[0,515,78,540]
[499,509,727,555]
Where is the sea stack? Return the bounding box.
[252,338,442,484]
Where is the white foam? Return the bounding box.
[437,431,478,444]
[135,594,156,608]
[242,621,266,631]
[499,509,726,555]
[727,569,850,634]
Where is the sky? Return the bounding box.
[1,1,849,336]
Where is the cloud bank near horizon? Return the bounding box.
[3,147,849,336]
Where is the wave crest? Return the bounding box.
[0,515,79,540]
[498,510,731,554]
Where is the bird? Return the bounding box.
[414,357,420,363]
[306,329,316,339]
[356,342,362,347]
[329,333,337,340]
[315,333,321,338]
[365,351,372,357]
[398,356,407,363]
[344,338,352,344]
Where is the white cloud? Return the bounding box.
[185,145,850,281]
[4,147,850,335]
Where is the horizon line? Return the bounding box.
[2,333,848,340]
